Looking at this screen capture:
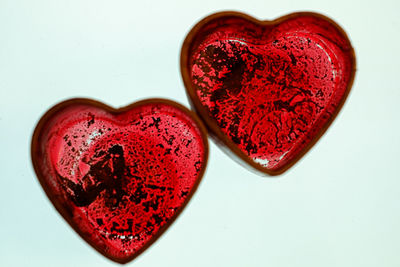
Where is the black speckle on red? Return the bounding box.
[189,15,354,170]
[39,102,206,261]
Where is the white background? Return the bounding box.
[1,0,399,266]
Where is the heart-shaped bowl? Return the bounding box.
[181,11,356,175]
[31,98,208,263]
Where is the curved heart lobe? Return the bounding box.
[181,12,355,175]
[31,99,208,263]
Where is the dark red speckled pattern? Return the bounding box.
[183,13,355,173]
[32,99,207,263]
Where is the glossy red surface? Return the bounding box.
[184,13,355,173]
[31,99,207,263]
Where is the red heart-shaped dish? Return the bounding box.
[31,98,208,263]
[181,12,356,175]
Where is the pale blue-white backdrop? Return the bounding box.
[1,0,399,266]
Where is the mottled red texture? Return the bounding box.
[31,99,208,263]
[182,12,355,174]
